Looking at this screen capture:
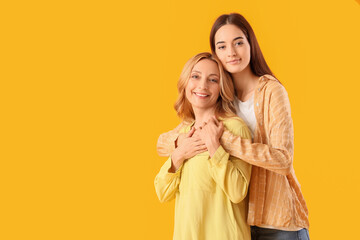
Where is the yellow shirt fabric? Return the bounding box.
[154,117,252,240]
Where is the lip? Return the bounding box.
[193,92,210,98]
[227,59,241,65]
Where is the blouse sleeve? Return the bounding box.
[156,122,185,157]
[220,83,294,176]
[208,120,252,203]
[154,157,183,203]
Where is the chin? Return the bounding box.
[227,65,246,74]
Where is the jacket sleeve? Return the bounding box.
[208,123,252,203]
[220,83,293,176]
[156,122,185,157]
[154,157,183,203]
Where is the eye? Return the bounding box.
[191,74,199,79]
[209,78,218,83]
[235,41,243,46]
[217,45,225,50]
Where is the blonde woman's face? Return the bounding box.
[185,59,220,111]
[214,24,251,74]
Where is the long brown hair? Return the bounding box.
[174,52,237,122]
[210,13,274,78]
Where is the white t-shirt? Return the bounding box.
[234,94,256,139]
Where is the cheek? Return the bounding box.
[246,49,251,60]
[185,89,190,100]
[212,86,221,99]
[215,51,226,64]
[243,45,251,60]
[185,83,192,99]
[219,58,227,67]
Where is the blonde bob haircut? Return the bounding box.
[174,52,237,122]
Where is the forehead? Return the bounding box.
[215,24,245,41]
[192,59,219,73]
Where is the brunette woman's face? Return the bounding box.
[185,59,220,111]
[214,24,251,74]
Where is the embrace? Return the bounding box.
[154,13,310,240]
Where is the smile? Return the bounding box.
[193,92,209,97]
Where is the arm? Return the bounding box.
[203,118,251,203]
[154,157,183,203]
[208,145,252,204]
[220,83,293,176]
[156,122,185,157]
[155,126,207,202]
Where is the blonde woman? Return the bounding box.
[154,52,252,240]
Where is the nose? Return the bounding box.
[227,45,236,57]
[198,78,208,89]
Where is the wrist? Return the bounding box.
[170,150,184,172]
[206,139,220,157]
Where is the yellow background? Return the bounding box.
[1,0,359,239]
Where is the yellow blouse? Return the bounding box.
[154,117,252,240]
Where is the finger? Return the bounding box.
[204,117,216,128]
[189,138,205,145]
[197,145,208,151]
[194,148,207,154]
[191,134,201,140]
[200,121,208,129]
[191,137,203,143]
[192,129,200,137]
[191,139,205,145]
[193,146,207,154]
[193,140,205,146]
[194,127,203,134]
[212,116,220,127]
[193,142,206,148]
[218,121,224,131]
[186,127,196,137]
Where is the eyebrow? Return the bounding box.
[209,74,219,77]
[216,36,244,45]
[191,71,219,77]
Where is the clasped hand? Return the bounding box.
[169,117,224,172]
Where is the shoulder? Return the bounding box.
[221,117,250,138]
[260,75,286,94]
[259,75,289,103]
[178,121,194,134]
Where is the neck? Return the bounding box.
[193,107,216,127]
[231,65,260,101]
